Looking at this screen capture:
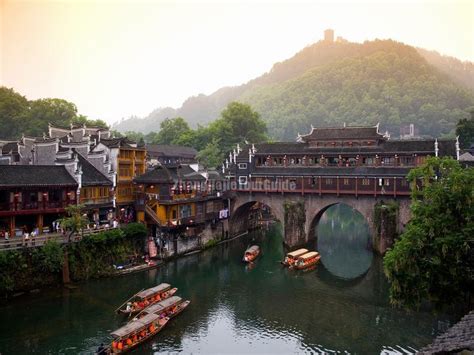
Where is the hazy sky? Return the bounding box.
[1,0,473,125]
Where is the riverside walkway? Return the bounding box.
[0,227,117,251]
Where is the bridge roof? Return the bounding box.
[299,125,384,142]
[237,139,455,157]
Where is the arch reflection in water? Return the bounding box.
[315,203,373,279]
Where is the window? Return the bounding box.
[238,176,248,185]
[401,179,408,187]
[400,156,414,166]
[180,205,192,218]
[378,178,390,186]
[343,178,349,185]
[325,178,333,185]
[238,163,247,169]
[363,157,374,166]
[362,178,370,186]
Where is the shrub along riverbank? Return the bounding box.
[0,223,147,298]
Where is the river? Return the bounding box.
[0,204,457,354]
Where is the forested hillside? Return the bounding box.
[112,39,474,139]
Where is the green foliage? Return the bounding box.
[0,86,109,139]
[384,157,474,309]
[31,240,64,273]
[151,117,191,145]
[0,223,148,296]
[27,98,78,136]
[241,43,474,139]
[112,40,474,140]
[69,225,144,280]
[121,222,147,239]
[123,131,145,144]
[202,239,218,249]
[0,251,26,293]
[71,114,108,129]
[456,111,474,149]
[0,87,29,139]
[197,139,225,168]
[60,204,89,237]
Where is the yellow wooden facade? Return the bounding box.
[116,147,146,205]
[79,186,111,205]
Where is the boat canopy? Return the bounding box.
[287,248,308,258]
[298,251,319,260]
[245,245,259,253]
[111,313,160,338]
[143,296,182,315]
[136,283,171,299]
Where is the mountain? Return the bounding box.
[112,39,474,140]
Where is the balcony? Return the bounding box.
[0,200,75,215]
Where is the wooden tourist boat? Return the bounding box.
[136,295,184,319]
[281,248,309,267]
[293,251,321,270]
[243,245,260,263]
[116,283,177,316]
[107,313,169,354]
[142,296,191,319]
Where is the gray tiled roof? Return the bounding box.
[418,311,474,354]
[237,139,455,158]
[300,126,383,141]
[0,165,78,188]
[1,142,19,154]
[146,144,197,158]
[134,164,205,184]
[76,154,112,186]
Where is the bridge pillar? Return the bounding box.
[283,200,308,248]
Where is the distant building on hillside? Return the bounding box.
[336,36,348,43]
[324,29,334,43]
[400,124,420,139]
[146,144,197,167]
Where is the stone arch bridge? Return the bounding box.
[229,192,411,254]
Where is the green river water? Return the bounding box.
[0,204,457,354]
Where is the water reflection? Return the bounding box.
[316,204,373,279]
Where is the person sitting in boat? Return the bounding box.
[97,343,106,354]
[125,302,132,312]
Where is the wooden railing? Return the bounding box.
[0,200,74,213]
[0,226,117,251]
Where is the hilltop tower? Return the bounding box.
[324,29,334,42]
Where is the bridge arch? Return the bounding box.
[230,195,285,237]
[304,195,376,247]
[307,201,372,247]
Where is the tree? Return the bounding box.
[152,117,191,145]
[0,87,29,139]
[196,139,225,168]
[456,109,474,148]
[383,157,474,309]
[123,131,145,144]
[71,114,108,129]
[210,102,267,155]
[26,98,78,136]
[60,204,89,240]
